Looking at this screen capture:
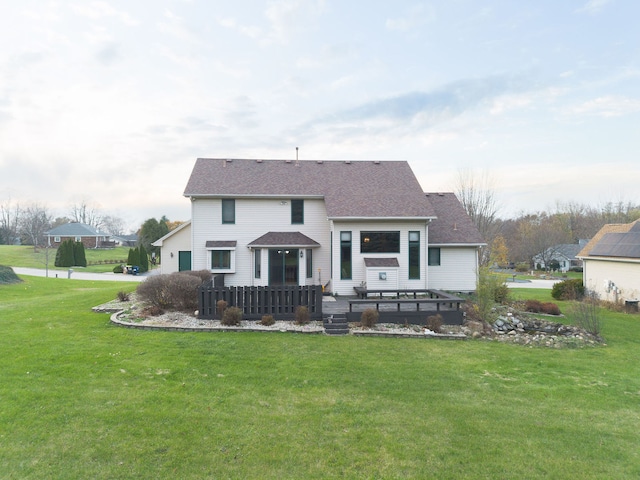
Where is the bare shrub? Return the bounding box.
[360,308,379,328]
[216,300,228,318]
[260,315,275,326]
[426,314,443,333]
[117,290,130,302]
[572,291,602,336]
[181,270,213,284]
[222,306,242,326]
[525,299,561,315]
[524,299,542,313]
[541,302,561,315]
[294,306,310,325]
[136,273,201,311]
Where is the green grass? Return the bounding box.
[2,278,640,478]
[0,245,133,273]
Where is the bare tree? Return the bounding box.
[101,215,126,236]
[455,168,501,264]
[69,199,103,228]
[514,213,572,270]
[0,198,21,245]
[19,203,53,251]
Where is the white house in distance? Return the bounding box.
[532,241,588,273]
[576,219,640,304]
[153,158,485,296]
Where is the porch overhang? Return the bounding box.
[247,232,321,248]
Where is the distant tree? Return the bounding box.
[19,203,52,251]
[74,242,87,267]
[138,217,169,256]
[101,215,126,236]
[0,198,21,245]
[69,199,103,229]
[127,247,140,266]
[55,239,75,267]
[455,168,501,264]
[139,244,149,272]
[50,216,72,229]
[489,235,509,267]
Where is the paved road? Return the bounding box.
[12,267,155,282]
[506,278,562,289]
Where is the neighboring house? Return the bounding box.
[112,234,138,247]
[154,158,485,296]
[46,223,112,249]
[532,240,588,272]
[576,220,640,304]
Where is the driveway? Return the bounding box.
[12,267,155,282]
[506,278,562,289]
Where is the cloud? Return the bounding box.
[95,42,120,65]
[70,1,138,26]
[385,4,436,32]
[263,0,326,45]
[575,0,613,15]
[566,95,640,117]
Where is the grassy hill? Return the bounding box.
[1,276,639,478]
[0,244,132,272]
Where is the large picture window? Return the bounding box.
[408,231,420,279]
[291,199,304,224]
[360,231,400,253]
[340,231,352,279]
[428,247,441,266]
[222,199,235,224]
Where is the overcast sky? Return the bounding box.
[1,0,639,232]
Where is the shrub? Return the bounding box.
[516,263,529,273]
[117,291,130,302]
[571,291,602,336]
[113,264,124,273]
[525,299,542,313]
[139,244,149,273]
[294,305,310,325]
[141,305,164,317]
[127,247,140,267]
[136,273,201,311]
[541,302,561,315]
[0,265,22,284]
[551,278,584,300]
[216,300,228,318]
[222,306,242,326]
[182,270,213,284]
[55,239,75,267]
[260,315,275,326]
[569,267,583,273]
[494,283,510,304]
[74,242,87,267]
[425,314,443,333]
[360,308,379,328]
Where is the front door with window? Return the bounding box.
[268,249,299,285]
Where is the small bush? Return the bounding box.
[360,308,379,328]
[524,299,543,313]
[0,265,22,284]
[425,314,443,333]
[117,291,130,302]
[221,306,242,326]
[541,302,561,315]
[295,306,310,325]
[572,292,602,336]
[182,270,213,284]
[516,263,530,273]
[141,305,164,317]
[113,264,124,274]
[494,283,510,304]
[216,300,228,318]
[552,278,584,300]
[136,273,201,311]
[260,315,275,326]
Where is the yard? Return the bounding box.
[1,275,640,478]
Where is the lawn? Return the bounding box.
[1,275,640,478]
[0,245,134,273]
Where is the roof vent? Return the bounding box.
[256,159,263,163]
[316,160,323,164]
[373,160,380,164]
[438,193,444,196]
[344,160,351,164]
[226,159,233,163]
[285,159,292,163]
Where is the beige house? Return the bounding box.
[576,220,640,304]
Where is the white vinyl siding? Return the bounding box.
[582,258,640,304]
[427,246,479,292]
[191,197,330,286]
[154,222,192,275]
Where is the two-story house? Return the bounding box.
[153,158,484,296]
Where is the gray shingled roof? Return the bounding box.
[424,193,485,245]
[184,158,436,219]
[363,257,400,267]
[46,223,108,237]
[247,232,321,247]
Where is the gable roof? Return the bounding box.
[46,223,108,237]
[184,158,436,219]
[152,220,191,247]
[424,192,485,245]
[577,220,640,259]
[535,243,584,260]
[247,232,320,247]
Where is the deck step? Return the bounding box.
[323,315,350,335]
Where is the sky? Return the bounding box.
[1,0,639,232]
